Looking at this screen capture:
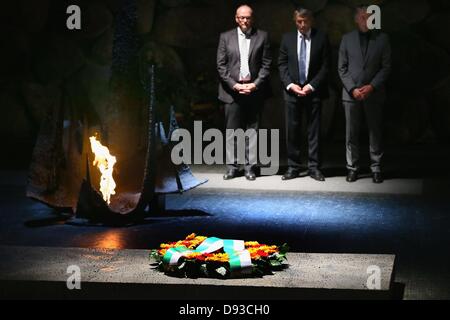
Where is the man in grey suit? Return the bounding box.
[338,5,391,183]
[217,4,272,181]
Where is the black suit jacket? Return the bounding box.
[278,28,330,102]
[217,28,272,104]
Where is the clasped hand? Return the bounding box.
[352,85,374,101]
[289,84,312,97]
[234,83,257,95]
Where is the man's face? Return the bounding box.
[295,15,312,35]
[235,6,253,32]
[355,9,370,32]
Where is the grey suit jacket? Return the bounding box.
[217,28,272,104]
[338,30,391,102]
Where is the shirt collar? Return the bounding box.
[298,29,311,39]
[238,27,252,38]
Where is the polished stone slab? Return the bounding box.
[0,245,396,299]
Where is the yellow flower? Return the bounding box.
[173,240,190,247]
[185,252,203,259]
[183,236,207,249]
[185,233,197,240]
[205,253,229,263]
[245,241,260,247]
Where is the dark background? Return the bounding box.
[1,0,450,169]
[1,0,450,300]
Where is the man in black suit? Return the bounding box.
[278,8,330,181]
[338,5,391,183]
[217,4,272,181]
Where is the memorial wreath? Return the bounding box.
[149,233,289,278]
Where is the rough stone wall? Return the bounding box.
[1,0,449,167]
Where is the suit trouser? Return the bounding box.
[285,96,321,171]
[343,100,383,173]
[224,95,261,171]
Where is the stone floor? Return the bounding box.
[0,143,450,299]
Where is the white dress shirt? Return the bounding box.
[238,27,251,81]
[287,29,315,92]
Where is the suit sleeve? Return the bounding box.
[370,34,392,90]
[309,33,330,90]
[217,33,237,90]
[338,35,357,93]
[254,32,272,89]
[278,34,293,89]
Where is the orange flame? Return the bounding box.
[89,136,117,204]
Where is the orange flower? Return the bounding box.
[205,253,229,263]
[250,252,261,260]
[257,250,269,258]
[257,245,278,255]
[185,252,203,259]
[245,241,260,247]
[195,255,206,261]
[185,233,197,240]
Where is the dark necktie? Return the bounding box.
[360,32,370,58]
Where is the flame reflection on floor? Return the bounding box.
[95,230,125,249]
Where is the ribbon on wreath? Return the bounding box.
[162,237,252,271]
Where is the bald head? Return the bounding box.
[236,5,252,16]
[235,5,253,32]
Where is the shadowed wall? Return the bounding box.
[1,0,450,168]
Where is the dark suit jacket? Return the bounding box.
[278,28,330,102]
[217,28,272,104]
[338,30,391,102]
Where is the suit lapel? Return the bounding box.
[231,29,240,59]
[293,32,300,82]
[248,29,257,58]
[353,30,364,67]
[309,29,318,76]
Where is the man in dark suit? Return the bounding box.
[338,5,391,183]
[217,4,272,181]
[278,8,330,181]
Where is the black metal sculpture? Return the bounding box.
[26,0,206,225]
